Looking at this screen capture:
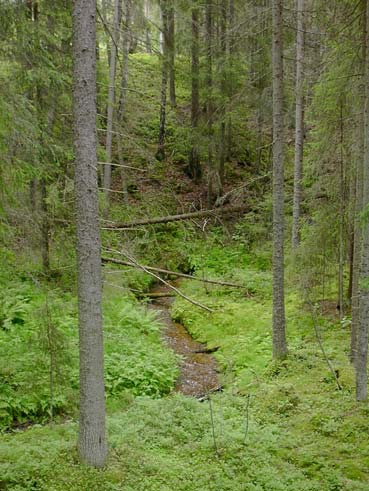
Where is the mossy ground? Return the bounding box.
[1,238,369,490]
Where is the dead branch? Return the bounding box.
[101,205,247,230]
[102,256,250,291]
[113,252,214,313]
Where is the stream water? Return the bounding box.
[148,283,220,398]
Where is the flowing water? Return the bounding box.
[148,283,220,398]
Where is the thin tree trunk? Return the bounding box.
[103,0,122,204]
[218,0,227,192]
[291,0,304,250]
[156,0,169,160]
[338,101,345,321]
[117,0,131,203]
[226,0,235,162]
[356,0,369,401]
[187,3,201,181]
[40,179,50,273]
[206,0,216,204]
[144,0,152,53]
[168,1,176,108]
[272,0,287,359]
[73,0,107,466]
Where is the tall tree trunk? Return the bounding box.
[226,0,235,162]
[144,0,152,53]
[156,0,169,161]
[291,0,305,250]
[356,0,369,401]
[206,0,217,204]
[338,101,345,320]
[187,3,201,182]
[218,0,227,192]
[117,0,131,203]
[103,0,122,204]
[73,0,107,467]
[351,0,366,365]
[168,1,176,108]
[40,179,50,273]
[272,0,287,359]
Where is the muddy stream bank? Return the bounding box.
[148,283,220,398]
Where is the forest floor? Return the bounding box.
[1,237,369,490]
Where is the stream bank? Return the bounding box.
[148,283,221,398]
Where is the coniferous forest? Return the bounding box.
[2,0,369,489]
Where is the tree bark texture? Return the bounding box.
[291,0,304,250]
[205,0,218,204]
[187,3,201,181]
[168,1,176,108]
[356,0,369,401]
[156,0,169,161]
[73,0,107,467]
[272,0,287,359]
[351,0,366,365]
[103,0,122,203]
[117,0,131,202]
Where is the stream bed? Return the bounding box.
[148,283,220,398]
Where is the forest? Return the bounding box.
[1,0,369,489]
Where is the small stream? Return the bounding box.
[148,283,220,398]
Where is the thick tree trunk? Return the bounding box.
[272,0,287,359]
[351,0,366,365]
[356,0,369,401]
[291,0,305,250]
[187,3,201,181]
[103,0,122,204]
[73,0,107,467]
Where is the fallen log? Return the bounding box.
[194,346,220,354]
[102,256,250,292]
[137,292,176,299]
[101,205,247,230]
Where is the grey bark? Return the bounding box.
[291,0,304,250]
[117,0,131,203]
[168,1,176,108]
[144,0,152,53]
[73,0,107,466]
[103,0,122,204]
[338,101,345,321]
[187,3,201,181]
[218,0,227,192]
[356,0,369,401]
[226,0,235,162]
[156,0,169,160]
[205,0,218,204]
[272,0,287,359]
[351,0,366,365]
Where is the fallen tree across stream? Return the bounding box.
[102,256,251,293]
